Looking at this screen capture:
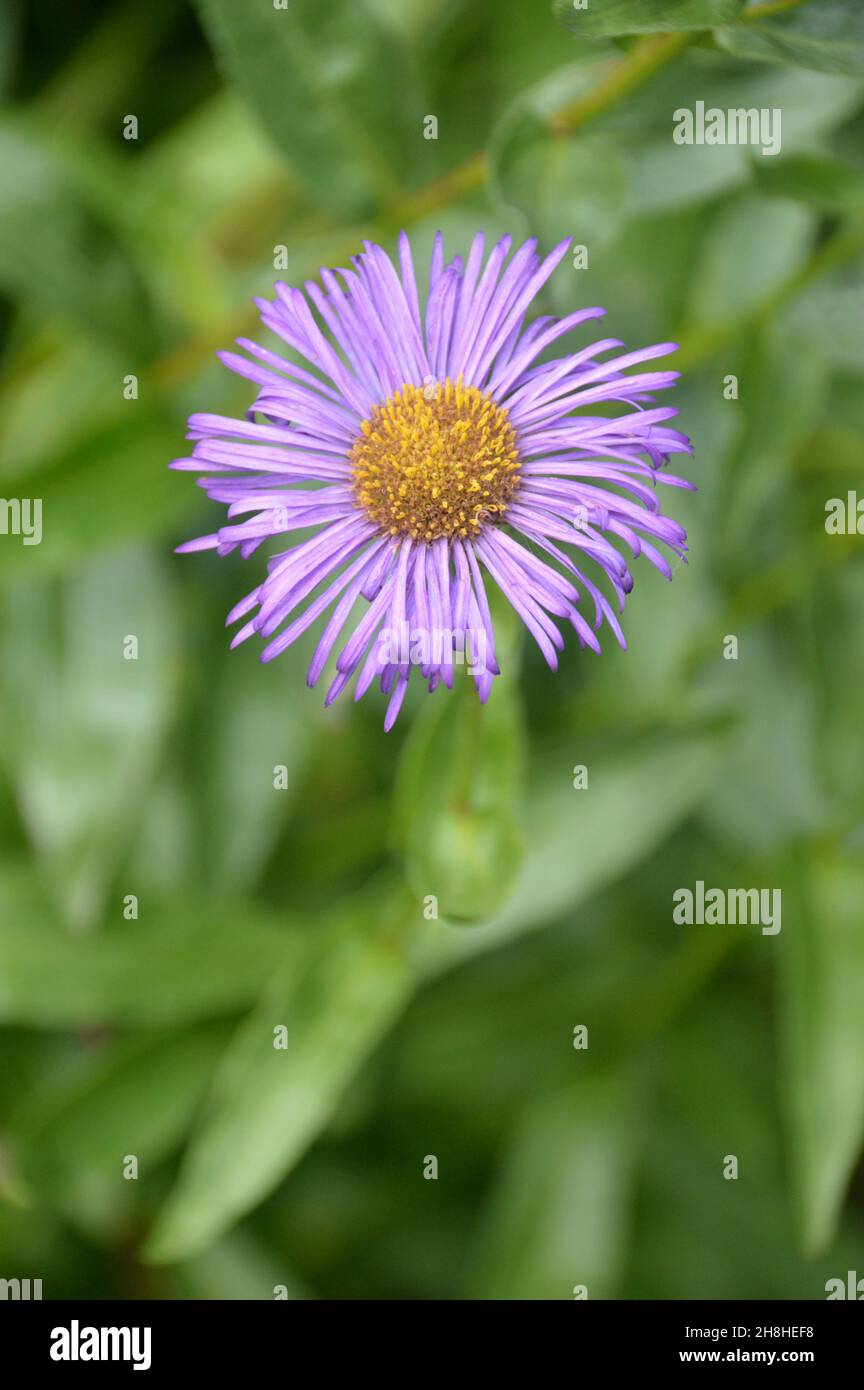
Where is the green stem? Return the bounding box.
[550,32,696,135]
[13,0,851,404]
[743,0,808,20]
[388,30,698,225]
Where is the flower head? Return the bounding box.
[173,232,692,729]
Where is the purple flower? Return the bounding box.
[173,232,692,729]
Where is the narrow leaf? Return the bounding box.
[781,850,864,1254]
[193,0,411,213]
[143,900,414,1263]
[470,1073,640,1299]
[555,0,746,39]
[717,0,864,76]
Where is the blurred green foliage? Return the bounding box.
[1,0,863,1299]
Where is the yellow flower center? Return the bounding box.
[349,378,521,542]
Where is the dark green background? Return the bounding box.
[1,0,863,1299]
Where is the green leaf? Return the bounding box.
[490,112,629,248]
[487,65,630,246]
[198,652,310,897]
[394,676,525,924]
[781,850,864,1253]
[0,414,190,580]
[192,0,412,214]
[555,0,746,38]
[499,730,722,930]
[752,153,864,209]
[561,58,861,218]
[419,725,726,973]
[808,566,864,822]
[0,119,165,355]
[587,51,863,144]
[0,903,292,1027]
[699,634,829,855]
[12,1025,229,1235]
[37,0,179,135]
[629,137,750,214]
[142,898,414,1263]
[469,1074,640,1299]
[363,0,442,44]
[0,551,180,926]
[168,1231,307,1301]
[631,993,853,1299]
[782,282,864,372]
[716,0,864,76]
[686,191,815,327]
[708,324,830,565]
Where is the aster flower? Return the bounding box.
[172,232,692,729]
